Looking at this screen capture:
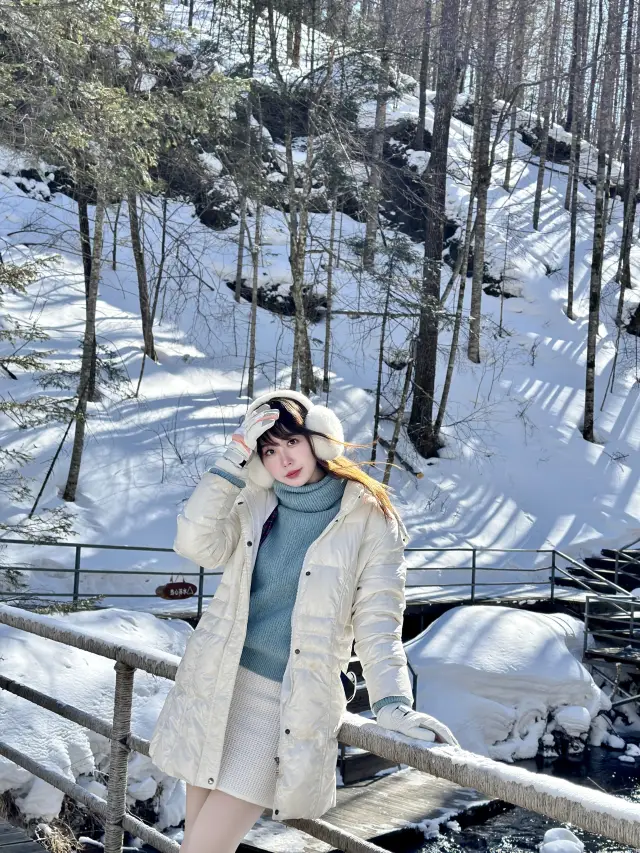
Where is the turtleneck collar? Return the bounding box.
[273,473,346,513]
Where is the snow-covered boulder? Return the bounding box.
[540,827,584,852]
[405,605,611,762]
[0,609,190,825]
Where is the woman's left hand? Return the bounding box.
[376,703,460,747]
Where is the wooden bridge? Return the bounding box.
[1,605,640,853]
[0,821,46,853]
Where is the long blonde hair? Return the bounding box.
[256,398,401,522]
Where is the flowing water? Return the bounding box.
[418,745,640,852]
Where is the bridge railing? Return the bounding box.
[2,539,632,615]
[1,604,640,853]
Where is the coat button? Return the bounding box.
[208,777,214,784]
[285,728,290,734]
[238,501,244,505]
[275,810,279,815]
[305,571,310,576]
[247,540,253,546]
[294,648,300,654]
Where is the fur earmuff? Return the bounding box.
[243,390,345,489]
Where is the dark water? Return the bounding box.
[418,745,640,853]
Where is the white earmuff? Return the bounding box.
[243,390,345,488]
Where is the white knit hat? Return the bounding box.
[243,390,345,489]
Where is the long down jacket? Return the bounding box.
[148,471,414,820]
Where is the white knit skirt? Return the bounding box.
[215,665,281,809]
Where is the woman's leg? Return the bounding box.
[181,789,264,853]
[181,784,212,853]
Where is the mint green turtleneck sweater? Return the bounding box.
[210,465,407,715]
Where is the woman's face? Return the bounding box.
[260,433,324,486]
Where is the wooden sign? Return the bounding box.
[155,581,197,600]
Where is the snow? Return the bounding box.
[540,828,584,853]
[198,152,224,176]
[0,609,189,826]
[1,0,640,604]
[2,0,640,843]
[405,606,611,761]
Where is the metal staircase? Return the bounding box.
[554,536,640,594]
[555,534,640,671]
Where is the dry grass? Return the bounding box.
[0,791,105,853]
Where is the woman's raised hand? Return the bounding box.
[223,405,280,469]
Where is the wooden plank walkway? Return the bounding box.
[0,821,46,853]
[242,768,490,853]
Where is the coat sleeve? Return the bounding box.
[351,508,414,710]
[173,469,243,569]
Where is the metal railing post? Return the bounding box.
[104,661,135,853]
[550,551,556,603]
[197,566,205,620]
[470,550,476,604]
[583,598,590,659]
[73,545,81,609]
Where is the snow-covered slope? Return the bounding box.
[1,1,640,607]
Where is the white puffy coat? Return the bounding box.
[148,471,413,819]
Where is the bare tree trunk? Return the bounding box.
[583,0,618,442]
[111,200,120,271]
[408,0,460,457]
[584,0,603,142]
[370,270,392,465]
[467,0,498,364]
[564,0,581,209]
[286,100,317,395]
[616,0,638,297]
[63,194,106,502]
[503,0,526,191]
[128,191,157,361]
[136,195,168,397]
[247,200,262,398]
[413,0,432,151]
[566,0,586,320]
[363,0,392,270]
[322,200,337,395]
[77,191,99,402]
[435,167,478,439]
[383,347,415,486]
[532,0,561,230]
[235,195,248,301]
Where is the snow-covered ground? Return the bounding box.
[0,609,187,825]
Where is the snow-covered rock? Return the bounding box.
[406,606,611,761]
[540,826,584,852]
[0,609,190,824]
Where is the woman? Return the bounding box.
[149,389,457,853]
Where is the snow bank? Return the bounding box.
[540,827,584,852]
[406,606,611,761]
[0,609,190,826]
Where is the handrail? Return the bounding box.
[1,605,640,850]
[554,549,632,598]
[617,533,640,554]
[2,539,635,613]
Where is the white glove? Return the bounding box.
[222,405,279,469]
[376,702,460,747]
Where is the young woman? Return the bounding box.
[149,389,457,853]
